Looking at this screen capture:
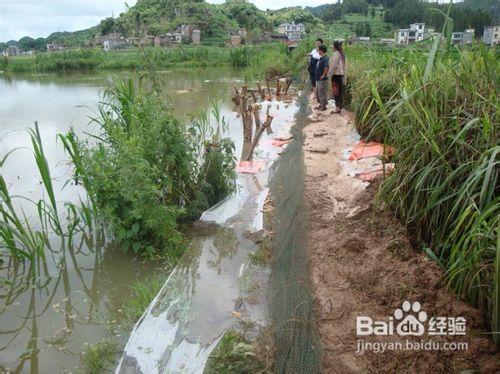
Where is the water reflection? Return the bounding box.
[0,230,159,372]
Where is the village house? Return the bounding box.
[46,43,67,52]
[2,45,19,56]
[154,25,201,47]
[452,29,475,45]
[191,29,201,44]
[356,36,370,43]
[103,39,130,51]
[229,29,247,46]
[278,22,305,41]
[395,23,427,45]
[92,32,122,47]
[482,25,500,45]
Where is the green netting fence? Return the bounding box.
[269,93,322,373]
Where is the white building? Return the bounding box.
[396,23,426,45]
[452,29,475,45]
[482,26,500,45]
[410,23,425,41]
[103,39,130,51]
[2,45,19,56]
[278,22,305,41]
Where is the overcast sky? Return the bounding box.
[0,0,339,41]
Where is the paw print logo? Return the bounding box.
[394,301,427,336]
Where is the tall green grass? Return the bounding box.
[0,175,46,263]
[348,42,499,345]
[0,123,100,271]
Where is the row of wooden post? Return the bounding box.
[233,84,278,161]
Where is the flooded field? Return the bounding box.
[0,68,295,373]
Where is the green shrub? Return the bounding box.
[245,43,291,80]
[62,79,235,257]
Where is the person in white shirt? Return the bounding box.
[307,38,323,100]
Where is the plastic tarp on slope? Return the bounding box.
[116,102,298,374]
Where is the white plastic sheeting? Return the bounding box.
[116,101,298,374]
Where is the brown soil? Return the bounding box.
[303,98,499,373]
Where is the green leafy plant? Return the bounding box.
[61,80,235,257]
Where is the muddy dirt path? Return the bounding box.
[303,98,498,373]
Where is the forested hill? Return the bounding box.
[1,0,495,51]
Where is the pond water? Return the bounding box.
[0,67,259,373]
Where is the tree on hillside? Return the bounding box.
[221,0,271,32]
[202,13,231,45]
[342,0,369,15]
[99,17,116,35]
[354,22,372,37]
[15,36,47,51]
[384,0,425,27]
[267,7,319,26]
[424,4,492,35]
[313,3,343,22]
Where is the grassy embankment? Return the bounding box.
[344,41,499,347]
[0,44,287,73]
[286,35,498,347]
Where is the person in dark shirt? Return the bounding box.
[315,44,329,111]
[307,38,323,100]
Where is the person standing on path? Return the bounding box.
[307,38,323,101]
[328,40,346,114]
[315,44,329,111]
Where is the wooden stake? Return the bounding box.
[284,77,292,96]
[257,82,266,100]
[252,104,261,130]
[265,78,271,99]
[246,115,273,161]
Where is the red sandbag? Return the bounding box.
[349,141,395,161]
[236,160,267,174]
[271,139,290,147]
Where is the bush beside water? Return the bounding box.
[60,79,235,257]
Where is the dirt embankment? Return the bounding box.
[303,99,499,373]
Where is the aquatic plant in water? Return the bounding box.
[0,123,99,272]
